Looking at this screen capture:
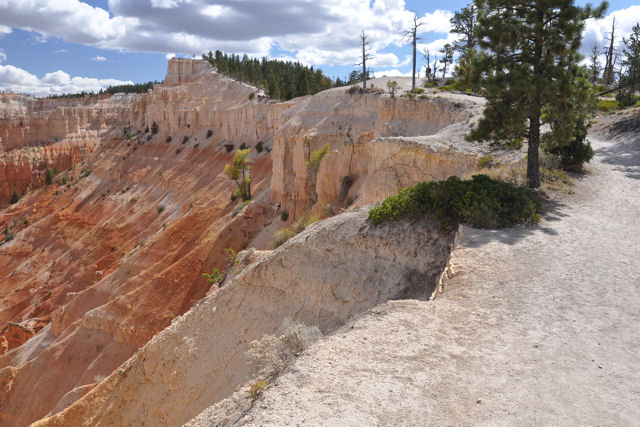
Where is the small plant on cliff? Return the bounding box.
[10,189,20,205]
[202,268,223,286]
[182,136,190,144]
[206,129,213,138]
[386,80,398,97]
[247,380,268,401]
[306,144,330,171]
[157,205,165,214]
[224,148,252,201]
[247,320,322,382]
[255,141,264,153]
[368,175,541,229]
[151,121,159,134]
[45,168,55,185]
[273,214,321,247]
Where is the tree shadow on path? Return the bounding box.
[596,134,640,181]
[460,195,567,249]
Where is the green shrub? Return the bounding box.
[182,136,190,144]
[166,136,172,143]
[306,144,330,171]
[274,213,321,247]
[151,121,159,134]
[348,85,363,94]
[386,80,398,97]
[424,81,438,88]
[224,144,234,153]
[280,210,289,221]
[597,99,621,112]
[368,175,541,229]
[10,189,20,204]
[411,87,425,94]
[157,205,165,213]
[255,141,264,153]
[249,92,256,100]
[45,168,54,185]
[478,154,500,168]
[546,123,594,172]
[206,129,213,138]
[202,268,223,286]
[440,80,473,93]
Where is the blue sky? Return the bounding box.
[0,0,638,96]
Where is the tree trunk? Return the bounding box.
[527,113,541,188]
[362,41,367,91]
[412,32,417,90]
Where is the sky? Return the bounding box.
[0,0,638,97]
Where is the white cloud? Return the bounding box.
[582,6,640,56]
[0,50,6,63]
[375,68,412,77]
[0,63,132,96]
[165,52,176,60]
[0,0,127,44]
[91,55,107,61]
[150,0,192,9]
[54,49,70,53]
[0,25,11,35]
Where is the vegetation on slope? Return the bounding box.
[368,175,541,229]
[202,50,335,100]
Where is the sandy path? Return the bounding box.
[234,129,640,425]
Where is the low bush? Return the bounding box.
[306,144,330,171]
[247,321,322,381]
[274,213,322,247]
[206,129,213,138]
[166,136,172,143]
[368,175,541,229]
[348,85,363,94]
[424,81,438,88]
[477,154,500,168]
[10,189,20,204]
[597,99,621,112]
[181,136,190,144]
[280,210,289,221]
[255,141,264,153]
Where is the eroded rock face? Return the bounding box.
[0,62,486,426]
[35,209,458,427]
[0,92,134,205]
[270,89,483,219]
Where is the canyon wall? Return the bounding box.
[35,209,458,427]
[0,61,489,426]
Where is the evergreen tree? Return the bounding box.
[616,22,640,106]
[450,4,478,60]
[10,189,20,204]
[589,42,601,84]
[223,149,253,201]
[440,43,455,79]
[467,0,607,187]
[45,168,54,185]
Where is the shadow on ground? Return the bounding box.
[460,195,567,249]
[597,135,640,180]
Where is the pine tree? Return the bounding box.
[616,22,640,106]
[223,149,252,201]
[590,42,601,84]
[467,0,607,188]
[10,189,20,204]
[450,4,478,60]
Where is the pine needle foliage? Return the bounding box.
[368,175,541,229]
[466,0,607,187]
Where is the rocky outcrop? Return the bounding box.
[0,93,134,205]
[270,89,484,218]
[164,58,212,85]
[35,208,458,427]
[0,65,490,426]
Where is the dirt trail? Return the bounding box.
[232,125,640,425]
